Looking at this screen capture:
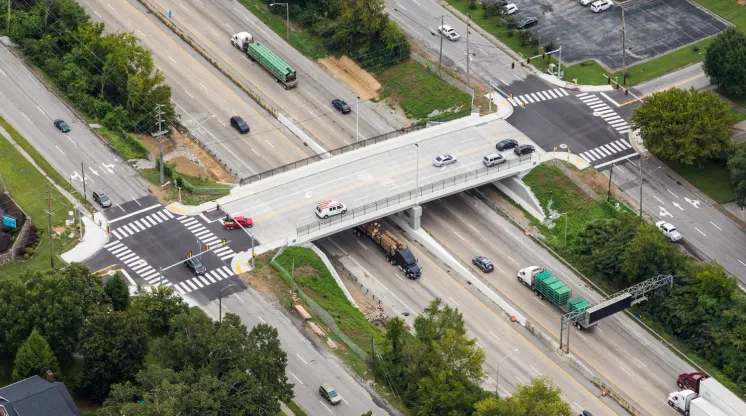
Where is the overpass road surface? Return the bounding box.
[217,114,553,250]
[418,192,693,415]
[144,0,400,148]
[0,45,152,213]
[317,225,625,416]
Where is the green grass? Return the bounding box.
[235,0,330,60]
[273,247,384,350]
[140,168,229,205]
[284,400,308,416]
[98,126,149,161]
[729,107,746,122]
[664,159,736,204]
[0,119,77,279]
[522,164,618,247]
[377,60,472,120]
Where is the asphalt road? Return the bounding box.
[417,193,694,416]
[0,45,151,212]
[317,225,625,415]
[147,0,400,148]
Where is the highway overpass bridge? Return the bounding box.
[216,113,566,251]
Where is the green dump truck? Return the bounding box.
[517,266,596,330]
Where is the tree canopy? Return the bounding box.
[12,329,61,382]
[473,378,572,416]
[630,88,735,165]
[105,274,130,311]
[130,285,189,333]
[704,28,746,97]
[728,142,746,208]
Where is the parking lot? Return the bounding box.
[514,0,728,70]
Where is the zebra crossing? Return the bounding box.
[110,209,174,240]
[576,93,630,135]
[507,88,569,107]
[173,265,237,294]
[577,139,634,165]
[104,240,172,287]
[177,216,236,261]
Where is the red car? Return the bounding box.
[224,216,253,229]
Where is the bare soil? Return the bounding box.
[318,56,381,100]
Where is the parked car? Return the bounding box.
[185,256,207,276]
[590,0,613,12]
[437,25,460,41]
[517,16,538,29]
[580,0,594,5]
[514,144,535,156]
[332,99,351,114]
[472,256,495,273]
[92,191,112,208]
[319,384,342,405]
[505,3,518,15]
[656,221,683,242]
[496,139,519,151]
[230,115,249,134]
[433,154,457,167]
[54,119,71,133]
[224,215,253,229]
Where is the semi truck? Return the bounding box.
[672,374,746,416]
[353,222,421,279]
[668,390,728,416]
[517,266,595,330]
[230,31,298,89]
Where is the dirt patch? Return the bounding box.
[738,0,745,6]
[318,56,381,100]
[137,129,236,183]
[294,264,317,278]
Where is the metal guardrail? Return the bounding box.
[239,125,425,185]
[297,155,536,236]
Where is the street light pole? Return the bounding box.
[219,283,236,324]
[496,348,519,397]
[560,213,568,247]
[270,3,289,40]
[195,114,215,131]
[414,143,420,204]
[356,96,360,142]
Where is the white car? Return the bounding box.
[316,200,347,219]
[505,3,518,14]
[656,221,683,243]
[437,25,460,41]
[433,154,457,167]
[590,0,613,12]
[580,0,594,6]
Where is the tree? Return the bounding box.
[12,329,61,382]
[621,224,686,285]
[728,142,746,208]
[629,88,736,165]
[104,274,129,311]
[131,285,189,333]
[572,216,638,280]
[474,377,572,416]
[704,28,746,97]
[77,309,148,403]
[54,262,108,313]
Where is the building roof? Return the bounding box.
[0,375,80,416]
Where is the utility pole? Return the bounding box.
[75,204,83,241]
[45,185,54,268]
[81,162,86,203]
[638,158,644,218]
[356,96,360,142]
[152,104,168,184]
[606,162,614,201]
[558,45,563,80]
[621,6,627,84]
[465,13,471,93]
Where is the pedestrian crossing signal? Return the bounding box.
[106,226,110,233]
[205,245,209,251]
[188,251,193,258]
[511,62,515,69]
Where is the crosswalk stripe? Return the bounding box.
[186,280,199,290]
[110,229,124,239]
[110,246,129,256]
[187,223,204,231]
[132,263,150,273]
[199,276,210,286]
[604,115,622,123]
[163,210,174,218]
[104,240,122,249]
[560,89,569,96]
[596,147,611,157]
[590,103,607,110]
[220,253,235,261]
[507,97,519,106]
[588,149,603,159]
[194,229,211,237]
[214,246,232,255]
[608,141,624,152]
[144,274,160,283]
[602,144,617,155]
[222,266,234,276]
[579,154,591,163]
[133,220,146,231]
[546,90,558,98]
[181,217,198,225]
[123,258,142,267]
[616,139,631,149]
[173,285,185,295]
[577,92,589,97]
[531,92,542,101]
[609,119,627,127]
[596,108,614,116]
[181,282,193,292]
[217,268,231,279]
[585,97,602,104]
[192,278,204,288]
[141,270,158,279]
[203,236,220,245]
[618,128,630,134]
[521,94,534,103]
[157,211,170,221]
[205,273,217,284]
[119,252,137,261]
[145,216,157,226]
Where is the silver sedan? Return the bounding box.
[433,154,457,167]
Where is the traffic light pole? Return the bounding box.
[224,214,256,268]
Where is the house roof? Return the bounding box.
[0,375,80,416]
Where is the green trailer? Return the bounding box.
[517,266,596,330]
[246,41,298,89]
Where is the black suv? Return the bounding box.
[517,16,538,29]
[185,256,207,276]
[496,139,518,151]
[472,256,494,273]
[514,144,535,156]
[230,115,249,134]
[332,99,351,114]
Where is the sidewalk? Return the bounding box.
[486,91,514,119]
[60,213,110,263]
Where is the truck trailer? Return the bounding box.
[231,32,298,89]
[353,222,421,279]
[668,390,728,416]
[517,266,595,330]
[672,375,746,416]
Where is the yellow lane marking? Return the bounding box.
[91,264,117,274]
[168,205,187,213]
[235,261,243,274]
[619,73,705,107]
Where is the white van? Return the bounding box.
[315,200,347,219]
[483,153,506,167]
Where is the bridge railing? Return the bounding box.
[296,154,536,237]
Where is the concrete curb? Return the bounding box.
[166,201,217,216]
[487,92,514,119]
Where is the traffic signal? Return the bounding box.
[511,62,515,69]
[607,77,611,85]
[625,89,629,96]
[527,57,531,64]
[616,83,620,90]
[510,92,513,98]
[188,251,193,258]
[106,226,110,233]
[205,244,210,251]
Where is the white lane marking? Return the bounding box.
[107,3,115,11]
[507,256,519,265]
[634,357,648,368]
[447,296,460,307]
[251,148,261,156]
[290,371,303,384]
[468,223,480,233]
[354,196,367,202]
[460,137,479,143]
[488,331,500,341]
[395,2,407,10]
[20,112,30,121]
[347,256,417,316]
[199,82,208,91]
[108,204,161,224]
[224,22,235,32]
[516,376,526,384]
[454,231,465,240]
[232,293,245,303]
[619,366,632,376]
[667,189,679,199]
[179,3,189,12]
[411,0,420,4]
[575,332,587,341]
[296,353,307,364]
[258,316,266,323]
[319,401,332,413]
[357,240,368,250]
[265,140,275,149]
[185,90,194,99]
[695,227,706,237]
[710,221,721,231]
[394,272,404,282]
[530,365,542,375]
[600,92,620,107]
[210,28,219,36]
[35,105,46,116]
[137,29,146,38]
[55,145,65,155]
[168,55,176,63]
[653,196,664,204]
[339,395,351,407]
[93,10,101,18]
[739,259,746,267]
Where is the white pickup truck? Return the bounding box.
[656,221,683,242]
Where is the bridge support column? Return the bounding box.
[404,205,422,230]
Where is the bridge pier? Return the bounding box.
[403,205,422,230]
